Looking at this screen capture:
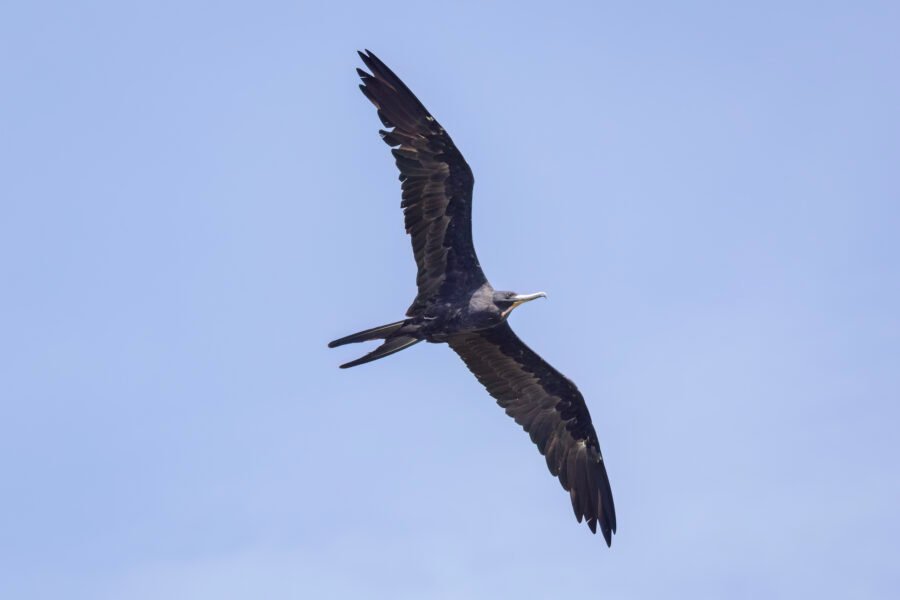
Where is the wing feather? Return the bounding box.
[357,50,486,315]
[448,323,617,545]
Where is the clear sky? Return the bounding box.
[2,1,898,598]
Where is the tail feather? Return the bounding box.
[328,320,405,348]
[329,319,422,368]
[339,335,421,369]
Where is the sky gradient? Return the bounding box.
[2,1,899,598]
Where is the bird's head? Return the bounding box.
[492,290,548,319]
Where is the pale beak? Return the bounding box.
[503,291,547,318]
[510,291,548,304]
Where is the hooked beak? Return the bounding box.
[503,291,548,317]
[511,291,548,304]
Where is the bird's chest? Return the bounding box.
[419,302,500,342]
[419,304,464,342]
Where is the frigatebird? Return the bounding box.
[330,50,617,545]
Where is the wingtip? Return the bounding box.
[602,526,613,547]
[357,49,379,70]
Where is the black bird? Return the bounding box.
[330,50,617,545]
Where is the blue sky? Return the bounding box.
[2,1,899,598]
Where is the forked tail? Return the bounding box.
[328,320,422,369]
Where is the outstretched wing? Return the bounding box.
[357,50,487,316]
[448,323,617,545]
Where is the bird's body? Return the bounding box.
[330,51,617,545]
[408,283,533,341]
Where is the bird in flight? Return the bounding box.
[330,50,616,545]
